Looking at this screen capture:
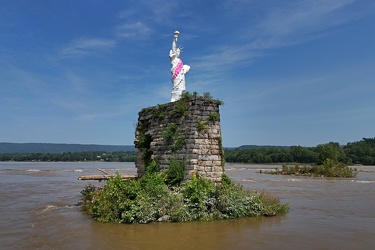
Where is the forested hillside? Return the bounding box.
[0,143,135,153]
[225,138,375,165]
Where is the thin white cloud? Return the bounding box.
[61,37,116,57]
[189,0,372,85]
[115,22,152,39]
[257,0,356,38]
[245,0,374,50]
[192,44,263,72]
[116,0,187,33]
[145,3,177,22]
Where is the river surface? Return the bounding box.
[0,162,374,250]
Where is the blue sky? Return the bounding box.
[1,0,374,147]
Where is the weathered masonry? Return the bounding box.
[134,95,224,182]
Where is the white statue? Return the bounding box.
[169,31,190,102]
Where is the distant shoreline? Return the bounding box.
[0,142,136,154]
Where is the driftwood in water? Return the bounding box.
[78,174,137,181]
[96,168,111,175]
[78,168,137,181]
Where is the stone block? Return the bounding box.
[208,155,219,161]
[192,149,200,154]
[214,166,224,172]
[185,164,196,170]
[213,162,223,168]
[197,166,205,172]
[210,150,219,155]
[204,167,212,172]
[189,159,198,164]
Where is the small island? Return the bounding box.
[81,91,289,223]
[263,161,357,178]
[262,142,358,178]
[81,170,288,223]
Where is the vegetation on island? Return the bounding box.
[81,161,288,224]
[265,160,357,178]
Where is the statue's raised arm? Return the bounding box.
[170,31,178,59]
[169,31,190,102]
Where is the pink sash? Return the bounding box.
[172,59,183,79]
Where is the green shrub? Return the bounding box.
[82,172,289,224]
[216,176,264,218]
[258,191,289,216]
[203,92,213,99]
[162,123,186,153]
[181,174,217,220]
[139,171,167,197]
[208,112,220,121]
[165,158,185,186]
[162,123,178,142]
[196,120,208,133]
[80,183,99,206]
[172,92,192,116]
[221,173,233,185]
[145,160,160,174]
[137,134,153,166]
[153,104,167,119]
[83,173,136,223]
[171,135,186,153]
[216,99,224,106]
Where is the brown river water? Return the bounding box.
[0,162,374,250]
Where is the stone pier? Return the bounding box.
[134,95,224,182]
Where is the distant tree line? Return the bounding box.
[224,138,375,165]
[1,138,374,165]
[0,151,137,162]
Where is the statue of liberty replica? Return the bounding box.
[169,31,190,102]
